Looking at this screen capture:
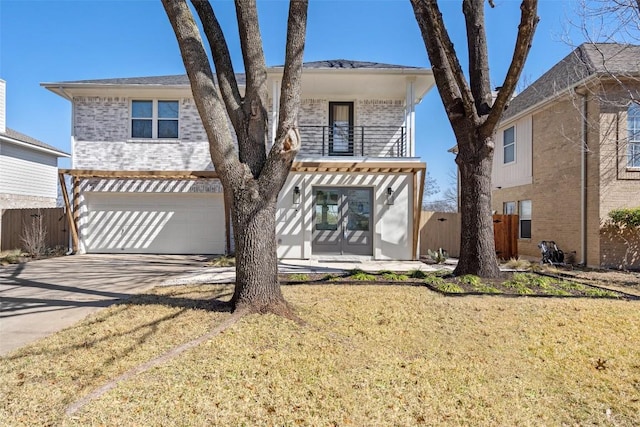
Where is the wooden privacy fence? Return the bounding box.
[420,211,461,258]
[493,214,519,260]
[0,208,69,252]
[420,211,519,260]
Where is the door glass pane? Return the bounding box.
[315,190,339,230]
[331,104,351,153]
[346,189,370,231]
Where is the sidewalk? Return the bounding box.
[162,258,456,286]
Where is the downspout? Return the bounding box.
[580,92,588,266]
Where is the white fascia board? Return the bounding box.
[0,135,70,158]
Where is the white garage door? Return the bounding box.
[84,192,225,254]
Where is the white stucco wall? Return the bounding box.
[276,172,414,260]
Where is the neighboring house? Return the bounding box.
[43,60,434,259]
[492,43,640,268]
[0,79,70,245]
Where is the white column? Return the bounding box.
[405,78,416,157]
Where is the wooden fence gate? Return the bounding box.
[493,214,519,260]
[0,208,69,252]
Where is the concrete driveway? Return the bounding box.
[0,254,208,356]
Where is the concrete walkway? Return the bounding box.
[1,254,446,356]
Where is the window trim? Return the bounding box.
[503,125,516,165]
[130,99,180,140]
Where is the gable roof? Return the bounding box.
[0,128,69,157]
[44,60,427,87]
[502,43,640,122]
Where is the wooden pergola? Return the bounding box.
[59,160,426,258]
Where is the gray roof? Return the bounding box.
[503,43,640,121]
[49,60,426,86]
[1,128,69,157]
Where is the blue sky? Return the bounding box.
[0,0,584,199]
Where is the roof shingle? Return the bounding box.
[1,128,69,156]
[503,43,640,121]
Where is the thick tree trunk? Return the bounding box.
[454,136,501,278]
[230,196,289,315]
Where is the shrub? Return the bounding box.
[21,212,47,258]
[408,269,428,279]
[504,257,532,270]
[380,272,408,281]
[458,274,481,286]
[348,269,376,281]
[427,248,448,264]
[208,256,235,267]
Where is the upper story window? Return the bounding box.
[628,103,640,168]
[131,100,179,139]
[503,126,515,164]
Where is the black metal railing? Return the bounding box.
[297,126,407,157]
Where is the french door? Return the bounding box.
[312,187,373,256]
[329,102,354,155]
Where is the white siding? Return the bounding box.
[0,141,58,198]
[276,172,414,260]
[492,115,533,188]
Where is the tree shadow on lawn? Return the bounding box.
[2,286,233,362]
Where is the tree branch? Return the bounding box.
[191,0,243,128]
[410,0,476,121]
[162,0,242,186]
[481,0,539,134]
[235,0,268,101]
[464,0,492,116]
[258,0,308,196]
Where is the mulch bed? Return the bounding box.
[278,269,637,300]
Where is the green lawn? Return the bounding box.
[1,283,639,426]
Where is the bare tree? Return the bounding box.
[162,0,308,316]
[410,0,539,277]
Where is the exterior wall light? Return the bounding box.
[386,187,395,205]
[293,186,301,205]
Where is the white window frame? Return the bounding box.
[503,125,516,164]
[130,99,180,140]
[503,201,516,215]
[518,200,532,239]
[628,103,640,168]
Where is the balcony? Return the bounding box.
[297,126,407,158]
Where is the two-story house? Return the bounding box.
[492,43,640,269]
[44,60,434,260]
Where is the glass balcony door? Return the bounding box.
[329,102,354,156]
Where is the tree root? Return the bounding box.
[65,311,244,417]
[233,298,305,326]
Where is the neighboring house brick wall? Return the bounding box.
[491,183,539,259]
[0,194,57,210]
